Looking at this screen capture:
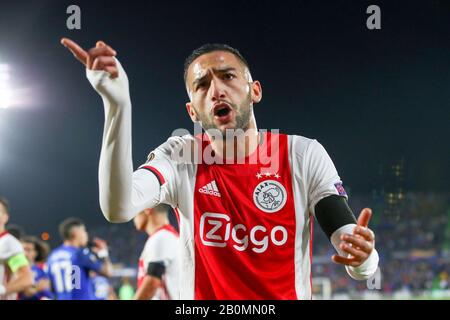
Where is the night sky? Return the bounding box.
[0,0,449,242]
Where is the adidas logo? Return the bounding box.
[198,180,221,197]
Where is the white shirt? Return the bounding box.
[137,225,180,300]
[0,231,24,300]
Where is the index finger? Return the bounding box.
[61,37,88,66]
[357,208,372,228]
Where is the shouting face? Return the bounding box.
[185,50,262,135]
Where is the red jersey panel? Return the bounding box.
[193,133,297,299]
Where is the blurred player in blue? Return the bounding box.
[91,271,117,300]
[19,236,54,300]
[47,218,113,300]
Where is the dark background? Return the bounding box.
[0,0,449,245]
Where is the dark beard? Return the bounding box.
[194,91,253,136]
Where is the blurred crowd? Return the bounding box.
[312,192,450,298]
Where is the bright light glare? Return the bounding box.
[0,64,11,109]
[0,87,12,109]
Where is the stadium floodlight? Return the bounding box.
[0,64,12,109]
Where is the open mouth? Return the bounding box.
[213,103,232,118]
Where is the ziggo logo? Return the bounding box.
[199,212,288,253]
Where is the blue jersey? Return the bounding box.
[91,275,111,300]
[18,264,54,300]
[47,245,103,300]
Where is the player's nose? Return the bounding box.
[209,77,226,101]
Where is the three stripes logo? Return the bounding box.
[199,180,221,198]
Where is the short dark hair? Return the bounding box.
[22,236,50,263]
[59,217,84,241]
[0,197,10,214]
[183,43,250,83]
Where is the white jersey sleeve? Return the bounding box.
[304,139,348,216]
[87,59,166,222]
[137,135,192,208]
[0,234,24,260]
[301,139,379,280]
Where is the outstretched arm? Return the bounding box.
[61,38,161,222]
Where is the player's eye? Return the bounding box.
[196,81,208,90]
[223,73,235,80]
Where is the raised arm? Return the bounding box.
[61,38,161,222]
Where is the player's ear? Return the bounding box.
[3,212,9,225]
[250,80,262,104]
[133,212,147,231]
[186,102,198,122]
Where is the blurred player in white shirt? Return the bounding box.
[0,197,33,300]
[133,204,179,300]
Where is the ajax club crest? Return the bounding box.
[253,180,287,213]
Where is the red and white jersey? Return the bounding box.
[0,231,24,300]
[137,225,180,300]
[138,132,347,300]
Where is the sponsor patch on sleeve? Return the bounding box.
[146,152,155,163]
[334,182,347,196]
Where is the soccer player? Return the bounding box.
[90,271,117,300]
[61,38,379,299]
[19,236,54,300]
[0,197,33,300]
[133,204,179,300]
[47,218,113,300]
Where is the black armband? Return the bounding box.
[315,195,357,239]
[147,261,166,279]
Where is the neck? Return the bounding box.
[0,225,4,234]
[146,216,169,236]
[208,116,259,161]
[64,240,79,247]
